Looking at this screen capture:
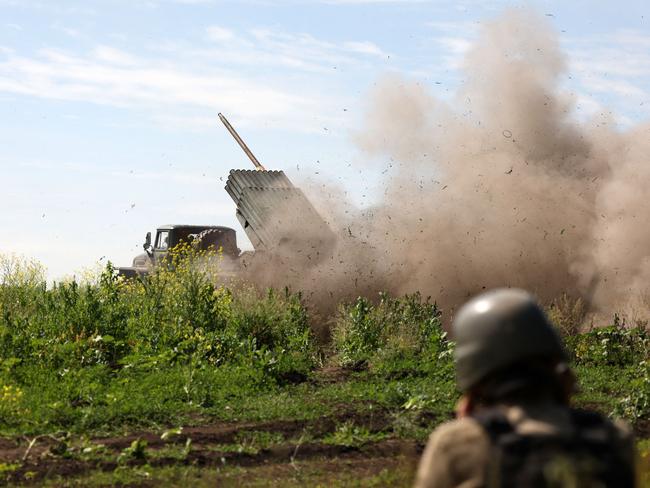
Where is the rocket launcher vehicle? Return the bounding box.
[219,113,336,256]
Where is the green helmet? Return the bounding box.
[453,288,567,392]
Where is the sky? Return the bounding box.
[0,0,648,279]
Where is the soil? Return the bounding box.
[0,412,421,485]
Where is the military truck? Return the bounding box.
[116,114,335,279]
[116,225,240,278]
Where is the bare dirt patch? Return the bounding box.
[1,406,415,485]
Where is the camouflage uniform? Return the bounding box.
[414,401,636,488]
[414,288,637,488]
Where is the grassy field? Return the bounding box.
[0,251,648,486]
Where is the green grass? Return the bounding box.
[0,251,648,485]
[0,249,647,435]
[27,458,417,488]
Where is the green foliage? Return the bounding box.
[0,462,21,485]
[566,316,648,367]
[152,437,193,461]
[233,430,283,454]
[323,421,385,448]
[0,384,25,419]
[117,438,148,464]
[566,316,649,422]
[332,293,452,376]
[0,250,316,433]
[0,247,315,373]
[160,426,183,441]
[0,250,648,446]
[611,359,649,422]
[211,431,285,455]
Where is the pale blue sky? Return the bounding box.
[1,0,648,278]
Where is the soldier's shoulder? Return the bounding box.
[610,417,635,453]
[573,408,634,439]
[416,417,491,488]
[427,417,489,448]
[611,417,634,438]
[571,408,636,461]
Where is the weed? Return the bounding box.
[117,438,148,464]
[161,426,184,441]
[546,294,587,337]
[152,438,193,461]
[332,293,451,377]
[0,250,317,434]
[0,384,25,420]
[209,431,284,455]
[612,359,649,422]
[0,462,21,484]
[324,421,386,448]
[567,317,648,367]
[234,430,284,453]
[390,409,434,442]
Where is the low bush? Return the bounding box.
[0,249,317,433]
[566,315,648,367]
[332,293,453,377]
[563,315,649,422]
[546,294,587,337]
[612,359,649,422]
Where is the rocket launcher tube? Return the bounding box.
[218,113,267,171]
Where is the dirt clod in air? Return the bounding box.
[246,9,650,320]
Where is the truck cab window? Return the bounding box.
[155,231,170,250]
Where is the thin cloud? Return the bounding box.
[426,20,480,34]
[246,27,390,67]
[205,26,235,42]
[0,46,329,131]
[423,20,479,71]
[566,30,650,78]
[343,41,387,57]
[582,77,647,99]
[93,46,138,65]
[0,22,385,132]
[15,158,221,187]
[174,201,235,217]
[0,1,96,15]
[51,24,82,38]
[436,36,472,68]
[565,29,650,120]
[321,0,428,3]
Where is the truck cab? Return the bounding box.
[118,225,239,278]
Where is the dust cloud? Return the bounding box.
[245,9,650,319]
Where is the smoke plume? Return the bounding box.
[246,9,650,319]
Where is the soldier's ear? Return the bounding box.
[455,394,475,418]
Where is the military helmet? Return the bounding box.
[453,288,567,391]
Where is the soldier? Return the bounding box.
[414,288,636,488]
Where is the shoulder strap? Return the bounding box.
[568,408,635,488]
[473,409,530,488]
[473,407,635,488]
[473,408,515,442]
[569,408,607,429]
